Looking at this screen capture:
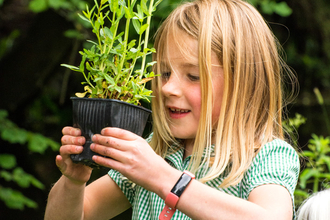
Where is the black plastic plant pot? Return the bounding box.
[70,97,152,168]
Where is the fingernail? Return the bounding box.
[78,137,84,145]
[90,143,95,150]
[76,146,83,152]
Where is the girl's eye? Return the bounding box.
[188,74,200,81]
[161,72,171,80]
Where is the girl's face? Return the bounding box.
[161,32,224,147]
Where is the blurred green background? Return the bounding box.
[1,0,330,219]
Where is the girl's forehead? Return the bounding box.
[162,31,199,61]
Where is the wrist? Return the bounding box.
[62,175,86,188]
[157,168,182,200]
[159,170,195,220]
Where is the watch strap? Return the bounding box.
[159,204,176,220]
[159,171,195,220]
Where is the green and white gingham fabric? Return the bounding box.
[108,138,300,220]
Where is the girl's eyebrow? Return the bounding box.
[160,61,199,67]
[160,60,199,70]
[180,62,199,68]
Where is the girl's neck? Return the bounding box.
[183,139,194,159]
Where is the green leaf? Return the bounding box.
[27,133,49,154]
[102,27,113,39]
[30,177,45,190]
[139,23,149,35]
[299,168,320,189]
[0,170,13,181]
[48,0,65,10]
[61,64,80,71]
[12,168,32,188]
[136,4,144,21]
[132,19,141,34]
[319,155,330,172]
[294,189,309,199]
[153,0,163,11]
[141,0,150,16]
[0,109,8,119]
[78,12,91,23]
[0,187,38,210]
[124,6,133,19]
[1,127,27,144]
[260,1,275,15]
[97,13,105,26]
[274,2,292,17]
[47,139,60,151]
[118,0,126,7]
[28,0,48,13]
[64,30,84,40]
[0,154,17,169]
[80,54,87,72]
[301,150,315,158]
[110,0,119,12]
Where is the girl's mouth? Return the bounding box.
[169,108,190,113]
[168,108,190,118]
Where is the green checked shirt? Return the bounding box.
[108,138,300,220]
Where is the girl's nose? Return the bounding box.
[161,73,182,98]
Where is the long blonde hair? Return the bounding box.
[150,0,296,187]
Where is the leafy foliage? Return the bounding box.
[294,134,330,208]
[62,0,162,105]
[283,113,307,146]
[248,0,292,17]
[293,90,330,209]
[0,110,60,210]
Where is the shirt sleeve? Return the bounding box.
[108,169,136,205]
[107,133,153,205]
[240,139,300,205]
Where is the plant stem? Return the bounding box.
[140,0,154,79]
[119,0,131,72]
[126,25,143,84]
[314,88,330,134]
[313,176,319,193]
[96,2,103,54]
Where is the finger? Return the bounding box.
[59,145,84,158]
[55,155,67,173]
[92,154,124,171]
[90,143,126,161]
[62,126,82,136]
[92,134,130,151]
[101,127,138,141]
[61,135,85,145]
[55,155,63,168]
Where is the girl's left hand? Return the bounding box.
[90,127,180,196]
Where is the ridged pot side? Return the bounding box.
[70,97,152,168]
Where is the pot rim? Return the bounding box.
[70,97,152,113]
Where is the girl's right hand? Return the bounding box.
[56,126,92,185]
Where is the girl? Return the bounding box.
[45,0,300,219]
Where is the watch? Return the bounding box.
[159,170,195,220]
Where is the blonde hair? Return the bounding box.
[150,0,296,187]
[297,189,330,220]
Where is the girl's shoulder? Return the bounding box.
[244,138,300,187]
[255,139,299,161]
[239,139,300,211]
